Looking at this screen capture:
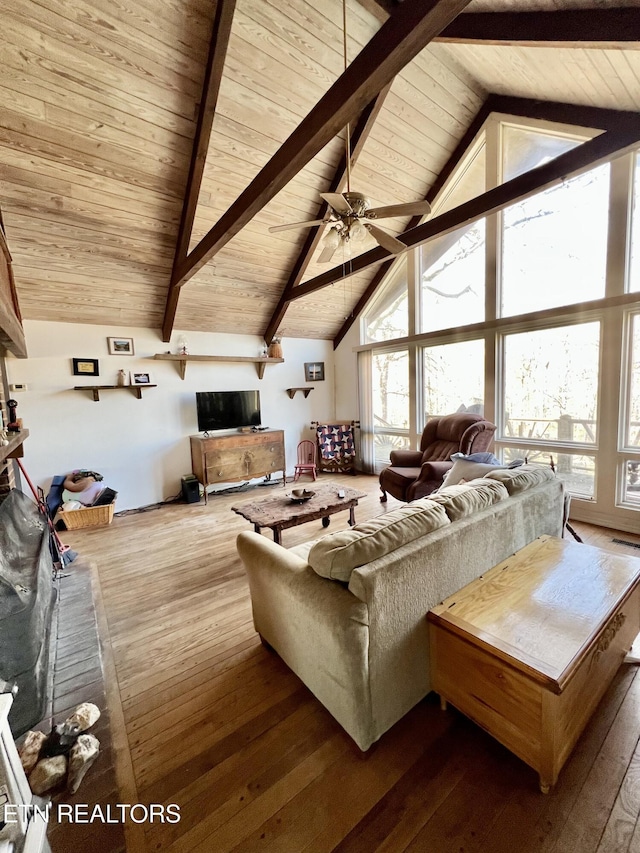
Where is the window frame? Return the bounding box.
[356,116,640,532]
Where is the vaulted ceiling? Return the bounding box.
[1,0,639,347]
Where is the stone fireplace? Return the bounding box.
[0,488,56,737]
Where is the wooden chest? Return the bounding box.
[428,535,640,793]
[190,431,285,503]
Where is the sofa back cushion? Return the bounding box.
[428,478,509,521]
[308,500,450,582]
[486,465,555,495]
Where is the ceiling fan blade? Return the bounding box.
[268,218,328,234]
[318,243,340,264]
[366,200,432,219]
[320,192,353,216]
[364,223,407,255]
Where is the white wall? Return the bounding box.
[334,323,360,422]
[6,321,335,510]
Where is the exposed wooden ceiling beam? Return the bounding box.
[264,86,391,345]
[483,96,640,134]
[171,0,474,295]
[362,3,640,46]
[292,114,640,303]
[356,0,398,21]
[332,95,494,348]
[435,9,640,47]
[162,0,237,342]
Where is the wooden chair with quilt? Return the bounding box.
[313,423,357,475]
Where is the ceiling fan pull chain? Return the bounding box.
[343,0,351,193]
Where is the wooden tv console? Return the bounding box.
[190,430,286,504]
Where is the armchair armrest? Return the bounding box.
[419,460,452,480]
[407,460,453,501]
[389,449,423,467]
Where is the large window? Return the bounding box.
[423,339,484,419]
[502,323,600,444]
[502,125,583,182]
[364,260,408,343]
[361,116,640,528]
[420,221,486,333]
[501,165,610,317]
[503,445,596,498]
[420,138,486,333]
[372,350,409,470]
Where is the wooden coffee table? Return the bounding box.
[231,482,367,544]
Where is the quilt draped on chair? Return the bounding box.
[314,423,356,474]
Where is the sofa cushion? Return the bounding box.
[486,465,555,495]
[307,500,450,582]
[428,478,509,521]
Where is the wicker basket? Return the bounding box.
[58,502,115,530]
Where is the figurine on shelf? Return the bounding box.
[177,335,189,356]
[7,399,20,432]
[116,369,126,387]
[268,337,283,359]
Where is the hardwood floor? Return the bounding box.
[52,474,640,853]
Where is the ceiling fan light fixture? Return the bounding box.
[323,226,342,250]
[349,219,366,243]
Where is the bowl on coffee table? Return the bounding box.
[290,489,315,504]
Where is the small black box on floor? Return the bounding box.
[181,475,201,504]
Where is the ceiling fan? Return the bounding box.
[267,0,431,264]
[269,192,431,263]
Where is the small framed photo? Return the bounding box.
[130,371,153,386]
[72,358,99,377]
[304,362,325,382]
[108,336,135,355]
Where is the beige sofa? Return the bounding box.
[236,467,564,751]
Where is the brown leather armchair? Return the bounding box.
[379,412,497,502]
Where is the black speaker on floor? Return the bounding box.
[181,475,201,504]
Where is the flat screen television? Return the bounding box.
[196,390,261,433]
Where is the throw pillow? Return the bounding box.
[440,457,507,488]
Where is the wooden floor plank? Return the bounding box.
[481,666,637,853]
[596,736,640,853]
[551,673,640,853]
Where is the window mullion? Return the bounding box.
[606,153,634,298]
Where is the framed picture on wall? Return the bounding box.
[304,362,325,382]
[130,371,153,386]
[107,336,135,355]
[72,358,99,377]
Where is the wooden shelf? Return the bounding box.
[286,387,314,398]
[73,385,157,401]
[153,353,284,380]
[0,428,29,463]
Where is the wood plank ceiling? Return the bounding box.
[0,0,639,345]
